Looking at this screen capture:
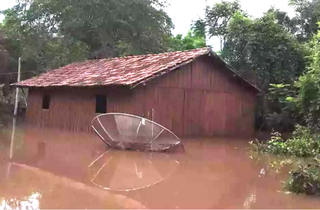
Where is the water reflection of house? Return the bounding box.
[12,47,259,137]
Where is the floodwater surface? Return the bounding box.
[1,128,320,209]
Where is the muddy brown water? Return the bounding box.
[1,128,320,209]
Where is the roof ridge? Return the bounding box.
[11,46,263,92]
[95,47,211,61]
[41,47,212,67]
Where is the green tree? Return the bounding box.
[169,22,207,51]
[0,28,8,75]
[1,1,90,75]
[1,0,173,74]
[0,26,13,86]
[267,8,299,35]
[191,19,207,39]
[221,12,307,91]
[290,0,320,41]
[204,0,242,49]
[293,28,320,129]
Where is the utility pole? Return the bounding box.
[9,57,21,159]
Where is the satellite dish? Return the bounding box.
[91,113,184,153]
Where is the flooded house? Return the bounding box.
[12,47,259,137]
[9,48,320,209]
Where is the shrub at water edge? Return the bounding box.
[250,125,320,157]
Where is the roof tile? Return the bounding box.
[14,47,211,88]
[12,47,260,92]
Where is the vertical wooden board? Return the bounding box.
[223,93,256,137]
[144,85,156,120]
[214,69,224,92]
[154,87,184,136]
[108,89,127,114]
[154,87,170,130]
[26,89,40,126]
[201,92,227,136]
[191,59,210,89]
[239,95,249,135]
[200,90,210,136]
[154,63,192,89]
[225,94,235,135]
[85,91,96,131]
[191,57,221,90]
[202,91,213,136]
[132,88,146,117]
[183,90,203,136]
[118,90,144,117]
[107,93,116,113]
[227,94,240,135]
[240,94,256,136]
[170,89,184,136]
[183,64,192,88]
[201,59,212,88]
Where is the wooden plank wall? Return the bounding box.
[142,55,257,136]
[27,89,92,132]
[26,54,257,137]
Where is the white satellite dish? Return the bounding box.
[91,113,184,153]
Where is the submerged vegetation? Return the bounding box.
[250,126,320,158]
[250,126,320,195]
[249,20,320,194]
[246,0,320,194]
[285,157,320,195]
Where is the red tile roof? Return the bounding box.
[12,47,260,91]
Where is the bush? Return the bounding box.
[0,84,14,126]
[285,157,320,195]
[293,30,320,130]
[249,125,320,196]
[250,125,320,157]
[264,84,298,132]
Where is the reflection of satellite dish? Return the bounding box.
[88,150,180,191]
[91,113,184,152]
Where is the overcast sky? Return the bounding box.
[0,0,295,50]
[167,0,294,35]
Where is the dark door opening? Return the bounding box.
[42,94,50,110]
[96,95,107,113]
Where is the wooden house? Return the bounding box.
[13,47,260,137]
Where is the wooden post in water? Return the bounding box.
[151,108,154,138]
[9,57,21,159]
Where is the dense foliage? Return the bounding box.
[264,84,298,132]
[285,157,320,195]
[0,85,14,127]
[169,20,207,51]
[293,30,320,130]
[249,125,320,195]
[0,0,174,74]
[250,125,320,157]
[222,12,307,90]
[199,1,313,90]
[289,0,320,42]
[204,0,242,49]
